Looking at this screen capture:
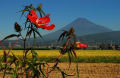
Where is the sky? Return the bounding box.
[0,0,120,40]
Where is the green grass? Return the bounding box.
[36,56,120,63]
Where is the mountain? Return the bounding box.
[79,31,120,41]
[43,18,112,40]
[4,31,120,48]
[3,18,113,48]
[77,31,120,45]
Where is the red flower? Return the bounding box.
[27,10,55,30]
[75,42,88,49]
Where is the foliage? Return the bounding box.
[0,3,80,78]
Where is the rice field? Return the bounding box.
[0,50,120,63]
[0,50,120,57]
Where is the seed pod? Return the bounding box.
[14,22,22,32]
[68,27,75,35]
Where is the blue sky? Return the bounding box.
[0,0,120,39]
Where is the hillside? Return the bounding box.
[43,18,112,40]
[79,31,120,41]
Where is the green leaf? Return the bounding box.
[37,4,46,17]
[31,50,38,56]
[33,69,40,78]
[40,9,46,16]
[2,34,20,41]
[72,33,77,42]
[31,28,43,39]
[56,67,66,78]
[0,64,6,70]
[61,72,65,78]
[37,4,42,11]
[72,50,77,58]
[9,53,17,65]
[39,64,46,77]
[13,68,18,78]
[26,29,33,38]
[60,48,67,54]
[33,31,36,39]
[42,64,45,78]
[68,51,72,65]
[37,4,43,17]
[56,67,65,78]
[28,63,40,78]
[57,67,74,78]
[25,18,29,28]
[31,50,38,62]
[48,59,59,74]
[34,29,43,39]
[29,4,36,11]
[76,63,79,78]
[19,5,29,18]
[58,30,68,41]
[25,49,30,56]
[2,51,7,62]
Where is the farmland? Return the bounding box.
[0,63,120,78]
[0,50,120,78]
[47,63,120,78]
[0,50,120,63]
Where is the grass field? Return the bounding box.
[0,50,120,63]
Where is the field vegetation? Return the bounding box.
[0,50,120,63]
[0,3,120,78]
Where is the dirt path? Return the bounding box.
[0,63,120,78]
[48,63,120,78]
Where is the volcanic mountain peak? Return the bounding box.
[43,17,112,40]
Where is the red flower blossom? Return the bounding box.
[27,10,55,30]
[75,42,88,49]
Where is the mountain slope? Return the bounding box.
[79,31,120,41]
[43,18,112,40]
